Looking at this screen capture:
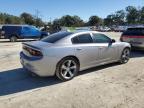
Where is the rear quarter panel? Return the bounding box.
[41,44,76,67]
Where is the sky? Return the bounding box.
[0,0,143,22]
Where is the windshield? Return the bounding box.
[41,32,73,43]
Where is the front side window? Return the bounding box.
[23,27,31,31]
[92,33,111,43]
[72,34,93,44]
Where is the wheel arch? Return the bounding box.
[10,34,20,39]
[57,55,80,67]
[123,46,131,51]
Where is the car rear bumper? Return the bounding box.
[131,43,144,49]
[20,52,56,77]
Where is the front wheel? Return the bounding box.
[120,48,130,64]
[10,36,17,42]
[56,57,79,81]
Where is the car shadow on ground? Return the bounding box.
[0,68,61,96]
[0,50,143,96]
[130,50,144,58]
[0,63,121,96]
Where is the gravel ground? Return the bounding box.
[0,32,144,108]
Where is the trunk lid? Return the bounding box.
[22,41,52,57]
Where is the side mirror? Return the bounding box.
[111,39,116,43]
[109,39,116,46]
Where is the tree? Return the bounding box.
[140,6,144,24]
[88,16,102,26]
[114,10,126,25]
[72,15,84,27]
[60,15,75,27]
[126,6,139,24]
[20,12,35,25]
[104,14,115,26]
[34,18,44,27]
[5,17,13,24]
[104,10,126,26]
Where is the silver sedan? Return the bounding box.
[20,31,131,81]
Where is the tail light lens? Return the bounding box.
[120,35,124,41]
[120,35,128,41]
[23,46,43,56]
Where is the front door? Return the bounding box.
[92,33,117,63]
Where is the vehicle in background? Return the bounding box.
[0,25,2,38]
[20,31,131,81]
[98,26,111,32]
[120,27,144,49]
[0,25,49,42]
[114,26,128,32]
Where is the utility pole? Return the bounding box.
[35,9,41,27]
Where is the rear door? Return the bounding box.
[72,33,100,69]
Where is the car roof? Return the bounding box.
[55,31,102,44]
[127,27,144,30]
[72,30,100,34]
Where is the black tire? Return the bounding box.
[10,36,17,42]
[120,48,130,64]
[55,57,79,81]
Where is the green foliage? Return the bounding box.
[0,12,44,27]
[104,10,125,26]
[126,6,140,24]
[0,13,24,24]
[88,15,103,26]
[104,6,144,26]
[140,7,144,24]
[52,15,84,27]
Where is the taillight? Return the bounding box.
[120,35,128,41]
[120,35,124,41]
[23,46,43,56]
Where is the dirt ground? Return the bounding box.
[0,32,144,108]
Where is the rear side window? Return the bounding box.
[92,33,111,43]
[123,28,144,36]
[41,32,73,43]
[23,27,31,31]
[2,26,22,33]
[72,34,93,44]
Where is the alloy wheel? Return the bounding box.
[60,60,77,80]
[121,48,130,63]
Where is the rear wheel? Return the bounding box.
[10,36,17,42]
[120,48,130,64]
[56,57,79,81]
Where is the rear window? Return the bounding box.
[123,28,144,36]
[41,32,73,43]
